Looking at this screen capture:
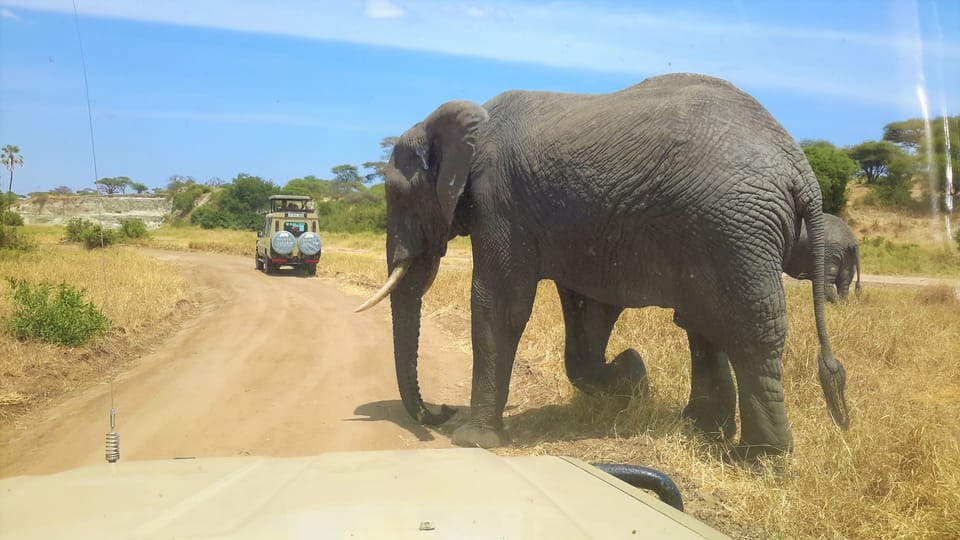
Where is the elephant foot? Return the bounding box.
[682,399,736,441]
[731,417,793,461]
[451,423,507,449]
[825,286,839,303]
[728,441,790,462]
[607,349,649,397]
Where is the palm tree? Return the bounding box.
[2,144,24,195]
[2,144,24,227]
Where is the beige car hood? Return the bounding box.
[0,448,727,539]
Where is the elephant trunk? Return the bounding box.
[805,200,851,429]
[389,257,455,426]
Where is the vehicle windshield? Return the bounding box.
[0,2,957,538]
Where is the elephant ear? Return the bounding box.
[422,100,489,226]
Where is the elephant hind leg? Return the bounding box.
[555,285,647,397]
[726,317,793,459]
[696,264,793,459]
[680,330,736,441]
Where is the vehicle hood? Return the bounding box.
[0,448,726,539]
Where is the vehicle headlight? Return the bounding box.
[298,232,322,256]
[271,231,296,255]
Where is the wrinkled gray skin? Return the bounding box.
[783,213,861,302]
[376,73,850,459]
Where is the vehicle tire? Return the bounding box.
[306,263,317,277]
[264,261,274,275]
[255,254,262,270]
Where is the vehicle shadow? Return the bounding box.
[257,268,315,279]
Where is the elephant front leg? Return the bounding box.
[682,332,736,440]
[556,285,647,396]
[834,266,854,302]
[451,277,536,449]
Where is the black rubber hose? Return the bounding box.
[592,463,684,512]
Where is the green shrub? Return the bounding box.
[2,211,24,226]
[65,217,94,242]
[191,205,235,229]
[65,217,119,248]
[802,142,857,214]
[4,278,111,346]
[81,224,117,249]
[314,201,386,233]
[0,225,33,251]
[170,184,208,216]
[118,218,148,239]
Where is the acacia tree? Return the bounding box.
[362,136,399,184]
[847,141,901,184]
[95,176,131,194]
[331,164,362,199]
[129,181,149,194]
[884,116,958,209]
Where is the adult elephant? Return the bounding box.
[356,73,850,459]
[784,213,861,302]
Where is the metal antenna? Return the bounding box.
[72,0,119,464]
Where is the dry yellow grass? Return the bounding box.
[3,223,958,537]
[846,183,956,247]
[0,246,190,420]
[318,241,960,539]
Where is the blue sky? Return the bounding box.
[1,0,958,194]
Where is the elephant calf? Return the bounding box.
[784,213,861,302]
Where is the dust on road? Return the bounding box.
[0,250,472,478]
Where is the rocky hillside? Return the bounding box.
[11,195,171,230]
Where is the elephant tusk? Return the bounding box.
[354,261,410,313]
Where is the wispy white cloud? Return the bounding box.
[0,7,20,19]
[2,100,384,132]
[3,0,957,108]
[364,0,405,19]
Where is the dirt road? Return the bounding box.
[0,251,472,478]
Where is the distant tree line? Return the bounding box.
[182,168,388,233]
[802,115,958,214]
[11,118,959,237]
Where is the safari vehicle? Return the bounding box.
[0,448,727,539]
[255,195,323,276]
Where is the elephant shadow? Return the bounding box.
[502,394,689,447]
[353,393,690,448]
[349,400,466,442]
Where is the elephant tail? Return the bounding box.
[854,244,862,300]
[800,192,851,430]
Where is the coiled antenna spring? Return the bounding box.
[106,408,119,463]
